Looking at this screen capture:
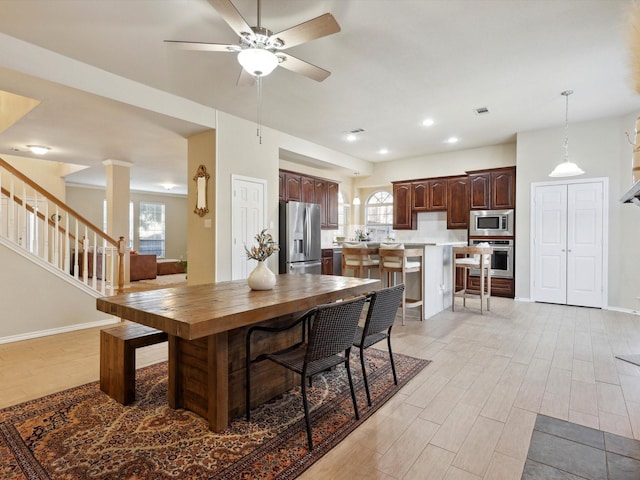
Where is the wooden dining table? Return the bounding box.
[96,274,379,431]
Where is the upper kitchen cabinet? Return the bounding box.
[392,182,416,229]
[301,176,315,204]
[283,172,302,201]
[411,178,448,212]
[326,182,339,229]
[447,176,469,229]
[279,169,339,230]
[468,166,516,210]
[278,172,285,201]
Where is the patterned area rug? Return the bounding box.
[0,349,429,479]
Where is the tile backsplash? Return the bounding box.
[321,211,467,246]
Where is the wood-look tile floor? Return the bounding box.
[2,297,640,479]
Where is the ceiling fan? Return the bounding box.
[165,0,341,84]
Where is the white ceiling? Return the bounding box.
[0,0,639,195]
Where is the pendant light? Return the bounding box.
[352,171,361,205]
[549,90,585,177]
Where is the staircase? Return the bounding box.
[0,156,125,297]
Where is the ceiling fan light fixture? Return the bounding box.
[237,48,278,77]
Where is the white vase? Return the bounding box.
[247,261,276,290]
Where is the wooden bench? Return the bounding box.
[100,323,168,405]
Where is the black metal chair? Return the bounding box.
[354,284,404,406]
[245,295,366,450]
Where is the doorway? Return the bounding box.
[231,175,267,280]
[530,178,607,308]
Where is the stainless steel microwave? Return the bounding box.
[469,209,514,237]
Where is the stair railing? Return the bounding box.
[0,157,125,295]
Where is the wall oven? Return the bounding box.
[469,239,513,279]
[469,209,514,237]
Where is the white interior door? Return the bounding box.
[231,176,266,280]
[532,180,604,307]
[533,184,568,304]
[566,182,603,307]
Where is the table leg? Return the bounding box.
[167,332,229,432]
[208,332,229,432]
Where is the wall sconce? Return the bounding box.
[193,164,210,217]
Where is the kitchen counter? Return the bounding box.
[322,242,465,320]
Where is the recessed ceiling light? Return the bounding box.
[26,145,50,155]
[446,137,459,144]
[422,118,435,127]
[346,134,357,142]
[161,183,176,190]
[378,148,389,155]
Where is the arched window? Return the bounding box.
[364,191,394,241]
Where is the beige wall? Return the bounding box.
[65,185,187,260]
[363,143,516,187]
[2,154,72,200]
[187,130,216,285]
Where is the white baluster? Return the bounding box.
[8,175,14,242]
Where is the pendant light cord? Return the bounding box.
[562,90,573,163]
[257,76,263,144]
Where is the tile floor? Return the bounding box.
[523,414,640,479]
[1,295,640,479]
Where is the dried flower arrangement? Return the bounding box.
[245,229,280,262]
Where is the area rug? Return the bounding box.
[0,349,430,479]
[615,354,640,367]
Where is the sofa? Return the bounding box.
[129,253,157,281]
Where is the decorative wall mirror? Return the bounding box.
[193,164,210,217]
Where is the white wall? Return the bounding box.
[515,113,640,311]
[215,112,366,281]
[0,245,113,340]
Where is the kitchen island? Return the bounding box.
[324,241,466,319]
[97,274,379,431]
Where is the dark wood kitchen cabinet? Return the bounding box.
[468,166,515,210]
[321,249,333,275]
[392,182,416,229]
[279,169,339,230]
[446,176,469,229]
[326,182,339,229]
[283,172,301,202]
[301,176,315,203]
[411,178,448,212]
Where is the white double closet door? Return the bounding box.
[531,179,606,308]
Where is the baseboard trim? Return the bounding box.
[0,317,120,345]
[606,306,640,316]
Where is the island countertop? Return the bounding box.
[97,274,379,340]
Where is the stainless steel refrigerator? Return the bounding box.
[279,201,322,274]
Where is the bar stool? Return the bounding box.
[451,245,492,314]
[378,244,423,325]
[341,242,379,278]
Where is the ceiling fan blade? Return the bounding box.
[207,0,254,39]
[164,40,237,52]
[270,13,340,50]
[237,68,256,87]
[277,53,331,82]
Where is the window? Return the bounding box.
[138,202,165,257]
[365,191,394,241]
